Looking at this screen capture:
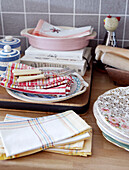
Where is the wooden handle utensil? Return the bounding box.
[17,74,45,82]
[95,45,129,60]
[12,68,42,76]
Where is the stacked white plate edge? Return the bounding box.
[93,86,129,151]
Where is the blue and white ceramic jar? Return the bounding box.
[0,45,20,75]
[0,36,21,53]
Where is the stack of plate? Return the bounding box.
[93,86,129,151]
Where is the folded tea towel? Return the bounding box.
[0,134,91,160]
[0,62,73,96]
[4,114,89,150]
[32,19,93,38]
[0,110,90,157]
[1,63,73,89]
[6,84,71,96]
[47,131,92,157]
[55,140,84,150]
[0,114,91,159]
[4,114,87,150]
[0,132,90,160]
[0,129,90,160]
[100,52,129,71]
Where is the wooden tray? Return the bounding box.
[0,62,93,114]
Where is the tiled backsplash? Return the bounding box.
[0,0,129,53]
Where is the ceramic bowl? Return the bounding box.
[105,66,129,86]
[21,27,96,51]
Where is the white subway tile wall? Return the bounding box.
[0,0,129,53]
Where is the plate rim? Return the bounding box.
[93,102,129,145]
[6,72,89,103]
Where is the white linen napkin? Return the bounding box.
[4,114,90,147]
[32,19,93,38]
[0,110,90,157]
[47,131,92,157]
[4,114,90,149]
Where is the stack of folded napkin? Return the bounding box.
[0,62,74,97]
[0,110,92,160]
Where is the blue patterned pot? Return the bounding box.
[0,36,21,53]
[0,45,20,75]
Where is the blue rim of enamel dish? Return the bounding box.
[0,66,7,71]
[0,54,20,62]
[0,38,21,48]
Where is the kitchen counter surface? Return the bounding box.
[0,67,129,170]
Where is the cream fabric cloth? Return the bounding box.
[0,113,92,160]
[4,114,92,156]
[33,19,93,38]
[0,110,90,157]
[47,132,92,157]
[4,114,89,149]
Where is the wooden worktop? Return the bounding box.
[0,67,129,170]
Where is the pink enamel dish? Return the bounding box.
[21,27,97,51]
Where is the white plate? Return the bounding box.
[96,86,129,138]
[6,72,88,103]
[93,102,129,145]
[103,133,129,152]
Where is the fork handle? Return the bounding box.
[17,74,45,82]
[13,68,42,76]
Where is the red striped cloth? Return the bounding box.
[0,63,73,96]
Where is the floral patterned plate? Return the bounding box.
[6,72,88,103]
[96,86,129,138]
[93,102,129,145]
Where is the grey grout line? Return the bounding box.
[73,0,75,27]
[0,0,4,36]
[1,12,25,14]
[75,13,127,16]
[1,10,129,19]
[0,11,128,17]
[23,0,28,48]
[23,0,27,29]
[100,14,126,16]
[48,13,77,15]
[97,0,101,44]
[122,40,129,42]
[48,0,50,23]
[122,0,128,48]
